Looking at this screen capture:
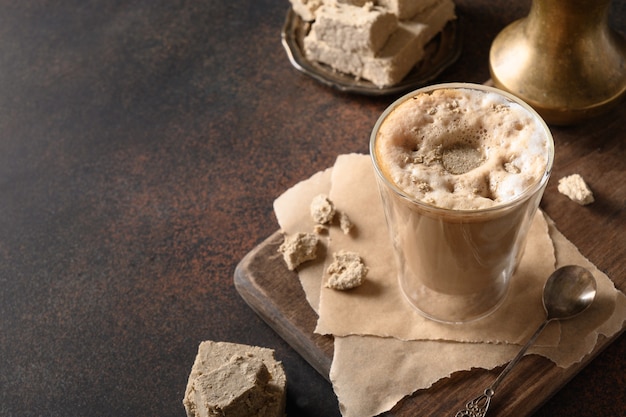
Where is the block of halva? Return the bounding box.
[378,0,441,20]
[303,0,456,87]
[183,341,286,417]
[307,2,398,53]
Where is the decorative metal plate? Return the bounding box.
[281,8,462,96]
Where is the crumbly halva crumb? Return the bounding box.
[288,0,324,22]
[557,174,594,205]
[278,232,319,270]
[325,250,368,290]
[313,224,328,235]
[338,211,353,234]
[310,194,336,224]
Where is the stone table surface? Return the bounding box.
[1,0,624,416]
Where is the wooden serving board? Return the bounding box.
[234,231,620,417]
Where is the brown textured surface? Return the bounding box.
[0,1,624,416]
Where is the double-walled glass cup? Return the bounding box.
[370,83,554,323]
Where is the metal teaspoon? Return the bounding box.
[454,265,597,417]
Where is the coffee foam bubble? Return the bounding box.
[375,88,550,210]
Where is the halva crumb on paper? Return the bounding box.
[310,194,336,224]
[313,224,329,235]
[325,250,368,290]
[338,211,353,234]
[558,174,594,205]
[183,341,286,417]
[278,232,319,270]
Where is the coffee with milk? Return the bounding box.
[371,83,553,323]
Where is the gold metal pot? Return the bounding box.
[489,0,626,125]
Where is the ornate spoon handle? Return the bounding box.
[454,388,493,417]
[454,319,550,417]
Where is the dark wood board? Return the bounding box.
[234,231,623,417]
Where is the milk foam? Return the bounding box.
[375,88,551,210]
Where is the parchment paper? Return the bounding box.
[273,154,626,417]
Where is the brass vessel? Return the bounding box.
[489,0,626,125]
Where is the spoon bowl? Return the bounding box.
[543,264,597,320]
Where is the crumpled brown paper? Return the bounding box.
[274,154,626,417]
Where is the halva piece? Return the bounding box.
[183,341,286,417]
[310,194,336,224]
[378,0,441,20]
[193,358,269,417]
[303,20,424,87]
[313,224,329,234]
[338,211,353,234]
[303,0,456,87]
[308,2,398,53]
[335,0,370,5]
[325,250,368,290]
[278,232,319,270]
[289,0,324,21]
[403,0,456,49]
[558,174,594,205]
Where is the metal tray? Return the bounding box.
[281,8,462,96]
